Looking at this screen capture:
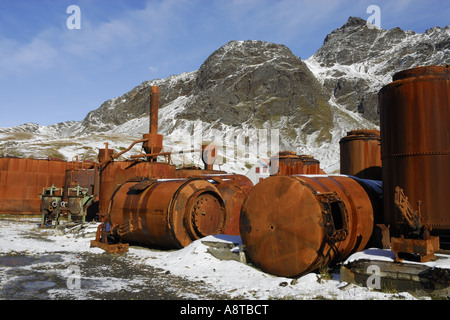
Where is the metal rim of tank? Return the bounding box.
[168,178,226,248]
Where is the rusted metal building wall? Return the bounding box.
[339,129,382,180]
[0,157,69,215]
[378,65,450,235]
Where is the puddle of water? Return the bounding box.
[24,280,56,290]
[0,254,63,267]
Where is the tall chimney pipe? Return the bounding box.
[143,86,163,158]
[150,86,159,134]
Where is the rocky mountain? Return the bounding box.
[305,16,450,123]
[1,17,449,174]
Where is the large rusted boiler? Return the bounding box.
[106,178,226,249]
[240,174,380,277]
[378,65,450,236]
[197,174,253,235]
[91,85,254,252]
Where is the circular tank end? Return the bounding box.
[185,192,225,239]
[240,176,325,277]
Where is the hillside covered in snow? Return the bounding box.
[0,17,449,175]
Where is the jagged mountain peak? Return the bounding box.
[196,40,299,90]
[306,17,449,122]
[3,18,448,174]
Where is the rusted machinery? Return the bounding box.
[269,151,325,175]
[91,86,253,252]
[339,129,382,180]
[40,165,98,227]
[378,65,449,260]
[196,174,253,235]
[39,184,64,226]
[240,174,380,278]
[92,177,226,251]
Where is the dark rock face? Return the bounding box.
[1,17,448,168]
[180,41,333,140]
[307,16,450,123]
[80,40,334,143]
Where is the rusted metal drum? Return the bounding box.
[269,151,324,175]
[0,157,69,215]
[240,175,377,277]
[378,65,450,235]
[339,129,382,180]
[99,160,176,219]
[200,174,254,235]
[108,178,226,249]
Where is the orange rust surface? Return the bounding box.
[240,175,378,277]
[339,130,382,180]
[108,178,226,249]
[269,151,325,176]
[0,157,70,215]
[98,160,176,219]
[378,65,450,234]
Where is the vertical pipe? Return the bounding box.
[150,86,159,135]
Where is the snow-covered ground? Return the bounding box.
[2,216,446,301]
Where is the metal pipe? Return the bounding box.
[150,86,159,134]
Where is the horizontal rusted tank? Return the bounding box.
[378,65,450,235]
[269,151,325,175]
[99,160,176,220]
[240,174,379,277]
[0,157,69,215]
[339,129,382,180]
[199,174,253,235]
[108,178,226,249]
[176,165,253,235]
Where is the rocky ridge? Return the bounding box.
[1,17,449,174]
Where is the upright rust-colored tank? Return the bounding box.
[240,174,378,278]
[378,65,450,235]
[0,157,69,215]
[339,129,382,180]
[107,178,226,249]
[269,151,324,175]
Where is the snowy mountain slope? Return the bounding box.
[1,17,448,174]
[305,17,450,123]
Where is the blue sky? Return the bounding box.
[0,0,448,128]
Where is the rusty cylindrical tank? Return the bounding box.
[339,129,382,180]
[99,160,176,220]
[108,178,226,249]
[198,174,253,235]
[269,151,324,175]
[240,175,378,278]
[378,65,450,235]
